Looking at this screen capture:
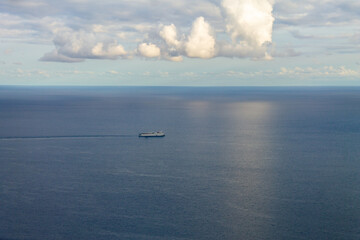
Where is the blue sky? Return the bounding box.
[1,0,360,86]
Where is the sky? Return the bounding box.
[1,0,360,86]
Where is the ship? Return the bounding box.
[138,131,165,137]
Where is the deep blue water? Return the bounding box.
[0,86,360,240]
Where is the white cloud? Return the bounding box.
[158,24,184,61]
[222,0,274,46]
[91,42,127,58]
[3,0,359,65]
[41,29,127,62]
[138,43,161,58]
[219,0,274,59]
[155,1,276,60]
[160,24,181,47]
[0,0,275,62]
[279,66,360,77]
[10,68,51,78]
[220,65,360,79]
[185,17,216,59]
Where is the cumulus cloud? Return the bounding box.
[2,0,277,61]
[40,29,127,62]
[91,42,126,58]
[222,0,274,46]
[157,24,184,61]
[159,24,181,48]
[3,0,360,64]
[185,17,216,59]
[155,0,276,61]
[154,0,275,61]
[219,0,275,59]
[138,43,161,58]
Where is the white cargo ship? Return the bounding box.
[138,131,165,137]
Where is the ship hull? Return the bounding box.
[138,132,165,137]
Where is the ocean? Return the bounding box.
[0,86,359,240]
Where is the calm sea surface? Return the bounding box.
[0,87,360,240]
